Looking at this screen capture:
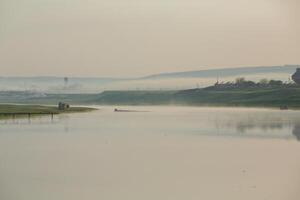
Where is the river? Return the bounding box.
[0,106,299,200]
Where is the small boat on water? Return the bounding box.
[114,108,132,112]
[114,108,148,112]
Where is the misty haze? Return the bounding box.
[0,0,300,200]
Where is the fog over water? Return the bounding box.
[1,0,300,199]
[0,106,300,200]
[1,106,300,140]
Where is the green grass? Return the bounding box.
[1,86,300,109]
[0,104,96,115]
[172,87,300,108]
[88,87,300,108]
[93,90,177,105]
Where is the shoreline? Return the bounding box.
[2,86,300,109]
[1,103,298,112]
[0,104,97,119]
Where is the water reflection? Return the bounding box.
[213,110,300,140]
[216,118,291,133]
[0,115,56,125]
[292,125,300,141]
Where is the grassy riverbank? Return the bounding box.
[173,87,300,108]
[0,104,96,115]
[89,87,300,108]
[1,86,300,109]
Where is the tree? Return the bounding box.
[269,80,283,86]
[259,79,269,85]
[244,80,256,87]
[235,77,246,85]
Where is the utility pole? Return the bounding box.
[64,77,69,88]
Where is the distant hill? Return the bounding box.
[0,65,298,92]
[142,65,299,79]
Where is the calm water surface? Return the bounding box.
[0,106,299,140]
[1,106,300,200]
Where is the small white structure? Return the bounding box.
[58,102,70,110]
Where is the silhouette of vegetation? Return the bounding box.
[212,78,289,89]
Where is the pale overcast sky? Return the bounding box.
[0,0,299,77]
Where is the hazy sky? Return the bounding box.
[0,0,299,77]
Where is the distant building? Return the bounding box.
[292,68,300,84]
[58,102,70,110]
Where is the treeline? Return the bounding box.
[212,77,296,89]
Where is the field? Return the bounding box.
[1,86,300,108]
